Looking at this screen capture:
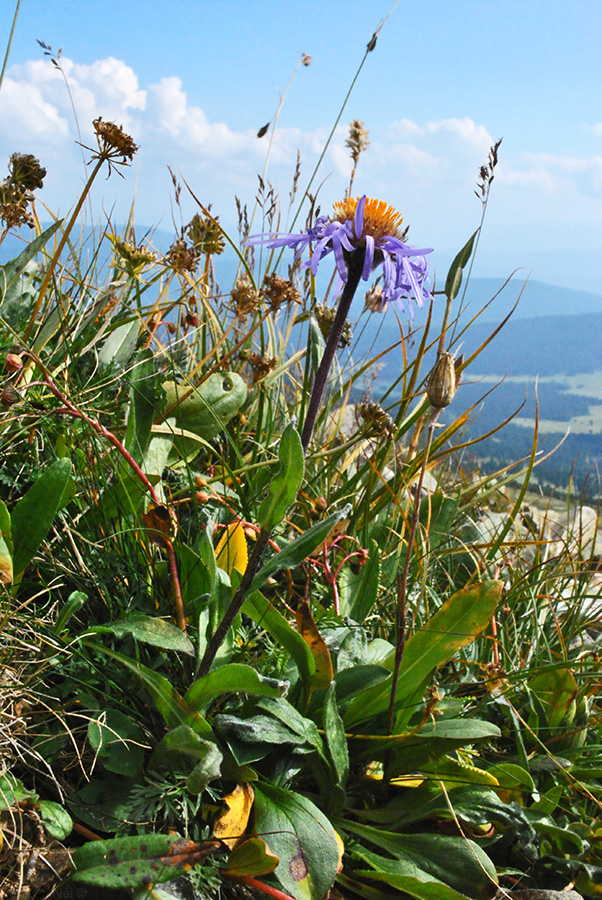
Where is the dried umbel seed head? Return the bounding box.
[244,351,278,384]
[230,277,261,318]
[427,352,458,409]
[187,213,226,256]
[346,119,370,165]
[8,153,46,191]
[315,303,353,348]
[261,273,301,312]
[0,180,34,228]
[356,400,396,440]
[92,117,138,162]
[364,283,385,313]
[164,238,201,274]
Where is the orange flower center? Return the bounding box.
[332,196,404,242]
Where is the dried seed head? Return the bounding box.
[230,277,261,318]
[8,153,46,191]
[92,117,138,163]
[364,283,385,313]
[356,400,396,440]
[301,53,312,66]
[315,303,353,348]
[427,352,457,409]
[346,119,370,165]
[187,213,226,256]
[261,273,301,312]
[244,351,278,384]
[0,180,34,228]
[164,238,201,274]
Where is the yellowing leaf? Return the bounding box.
[213,783,254,850]
[223,837,279,877]
[295,601,333,690]
[215,523,248,576]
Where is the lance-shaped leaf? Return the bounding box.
[344,580,503,730]
[444,230,478,302]
[296,601,333,691]
[257,422,304,530]
[249,505,351,594]
[72,834,221,889]
[254,782,340,900]
[11,458,72,580]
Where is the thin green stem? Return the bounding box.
[23,157,105,342]
[387,408,440,736]
[0,0,21,94]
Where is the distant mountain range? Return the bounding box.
[2,225,601,496]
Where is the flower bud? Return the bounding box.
[427,352,457,409]
[5,352,23,372]
[1,383,21,407]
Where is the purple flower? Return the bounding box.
[247,195,433,316]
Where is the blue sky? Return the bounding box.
[1,0,601,291]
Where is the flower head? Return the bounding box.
[247,195,432,316]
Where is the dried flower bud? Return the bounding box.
[427,352,457,409]
[315,303,353,347]
[1,383,22,407]
[164,238,201,274]
[356,400,396,439]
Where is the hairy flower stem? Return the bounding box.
[198,256,364,674]
[387,408,440,736]
[301,253,364,451]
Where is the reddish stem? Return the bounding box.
[165,539,187,632]
[226,874,297,900]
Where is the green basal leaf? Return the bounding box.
[338,540,380,623]
[347,822,497,900]
[344,580,503,731]
[11,457,72,580]
[254,782,340,900]
[243,590,314,685]
[257,422,304,530]
[185,663,288,712]
[72,833,219,889]
[90,613,194,655]
[37,800,73,840]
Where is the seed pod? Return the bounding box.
[5,352,23,372]
[427,352,457,409]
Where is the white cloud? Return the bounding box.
[0,56,600,289]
